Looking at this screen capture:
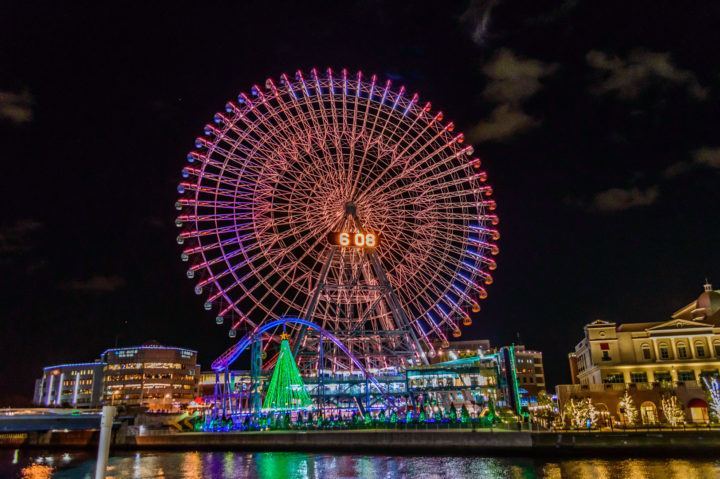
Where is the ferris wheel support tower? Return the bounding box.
[292,208,428,373]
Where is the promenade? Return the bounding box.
[3,428,720,456]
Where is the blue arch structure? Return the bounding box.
[211,317,386,395]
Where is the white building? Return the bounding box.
[33,361,105,408]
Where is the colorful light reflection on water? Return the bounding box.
[2,449,720,478]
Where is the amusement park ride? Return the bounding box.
[175,68,499,423]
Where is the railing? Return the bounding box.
[680,380,703,391]
[550,422,720,433]
[127,426,181,436]
[557,383,622,394]
[202,420,529,434]
[558,381,707,394]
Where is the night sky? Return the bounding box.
[2,1,719,405]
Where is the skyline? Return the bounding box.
[2,0,720,405]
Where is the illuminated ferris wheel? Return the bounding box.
[176,68,499,371]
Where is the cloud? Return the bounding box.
[467,104,538,142]
[591,186,659,212]
[0,90,33,123]
[694,147,720,169]
[469,49,556,142]
[61,275,126,292]
[482,48,558,103]
[0,219,43,254]
[662,161,691,179]
[586,147,716,214]
[586,50,707,100]
[662,147,720,179]
[461,0,501,46]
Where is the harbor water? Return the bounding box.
[2,449,720,478]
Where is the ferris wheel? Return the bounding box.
[176,68,499,371]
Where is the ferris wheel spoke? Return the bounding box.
[353,116,444,203]
[222,227,336,316]
[362,142,471,204]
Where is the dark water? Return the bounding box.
[2,449,720,478]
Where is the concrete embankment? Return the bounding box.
[3,429,720,455]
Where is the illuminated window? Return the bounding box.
[604,373,624,383]
[630,372,647,383]
[654,371,672,383]
[641,344,651,360]
[640,401,658,424]
[659,344,669,359]
[677,344,687,359]
[678,370,695,381]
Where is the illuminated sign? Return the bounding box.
[327,231,379,249]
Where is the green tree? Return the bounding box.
[461,405,470,424]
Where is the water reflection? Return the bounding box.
[2,449,720,478]
[20,463,55,479]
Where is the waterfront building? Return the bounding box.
[432,339,493,362]
[436,340,546,407]
[200,339,546,416]
[101,341,201,410]
[32,361,105,408]
[407,354,499,414]
[511,346,546,400]
[557,282,720,423]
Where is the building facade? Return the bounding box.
[513,345,546,399]
[434,340,546,407]
[558,282,720,424]
[199,339,545,416]
[32,362,105,408]
[102,342,200,410]
[407,354,499,413]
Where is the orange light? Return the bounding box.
[339,232,350,246]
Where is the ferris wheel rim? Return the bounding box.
[177,67,499,350]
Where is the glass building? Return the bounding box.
[102,341,200,410]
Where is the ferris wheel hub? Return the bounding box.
[344,201,357,216]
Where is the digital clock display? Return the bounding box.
[327,231,380,249]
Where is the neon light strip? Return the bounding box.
[55,373,64,405]
[101,346,197,356]
[72,373,80,406]
[43,362,104,370]
[45,374,54,406]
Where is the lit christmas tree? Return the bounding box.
[618,390,638,426]
[419,409,427,422]
[703,377,720,421]
[564,398,598,428]
[448,404,458,422]
[460,404,470,424]
[661,395,685,426]
[262,335,313,411]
